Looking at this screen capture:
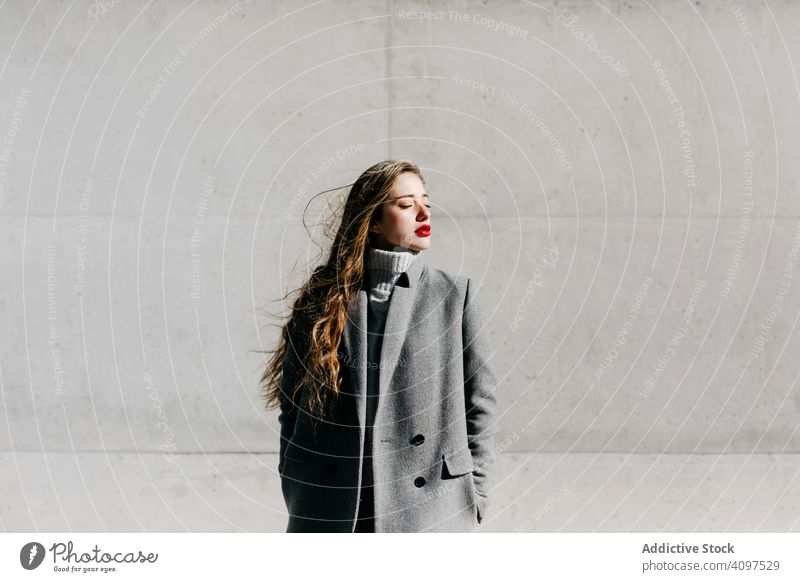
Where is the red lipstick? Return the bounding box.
[415,224,431,237]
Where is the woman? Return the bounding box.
[261,160,498,532]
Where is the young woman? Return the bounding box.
[261,160,498,532]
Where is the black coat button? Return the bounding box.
[414,476,426,487]
[410,434,425,446]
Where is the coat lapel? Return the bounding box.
[342,252,427,431]
[377,254,426,407]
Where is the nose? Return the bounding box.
[418,203,430,220]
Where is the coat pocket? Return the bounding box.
[441,446,474,478]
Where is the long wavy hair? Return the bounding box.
[260,159,425,420]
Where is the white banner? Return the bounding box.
[2,533,798,581]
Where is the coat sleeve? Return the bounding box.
[277,320,305,475]
[462,277,499,523]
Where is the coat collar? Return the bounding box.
[343,251,427,432]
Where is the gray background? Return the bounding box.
[1,0,799,532]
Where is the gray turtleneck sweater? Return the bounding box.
[355,244,419,528]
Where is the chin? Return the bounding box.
[395,236,431,252]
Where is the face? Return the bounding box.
[368,172,432,252]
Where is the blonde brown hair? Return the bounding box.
[260,160,425,419]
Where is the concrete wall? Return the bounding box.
[1,0,799,532]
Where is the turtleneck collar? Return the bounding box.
[364,244,419,274]
[362,244,420,303]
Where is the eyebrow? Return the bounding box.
[392,193,429,200]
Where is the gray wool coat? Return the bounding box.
[278,253,498,532]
